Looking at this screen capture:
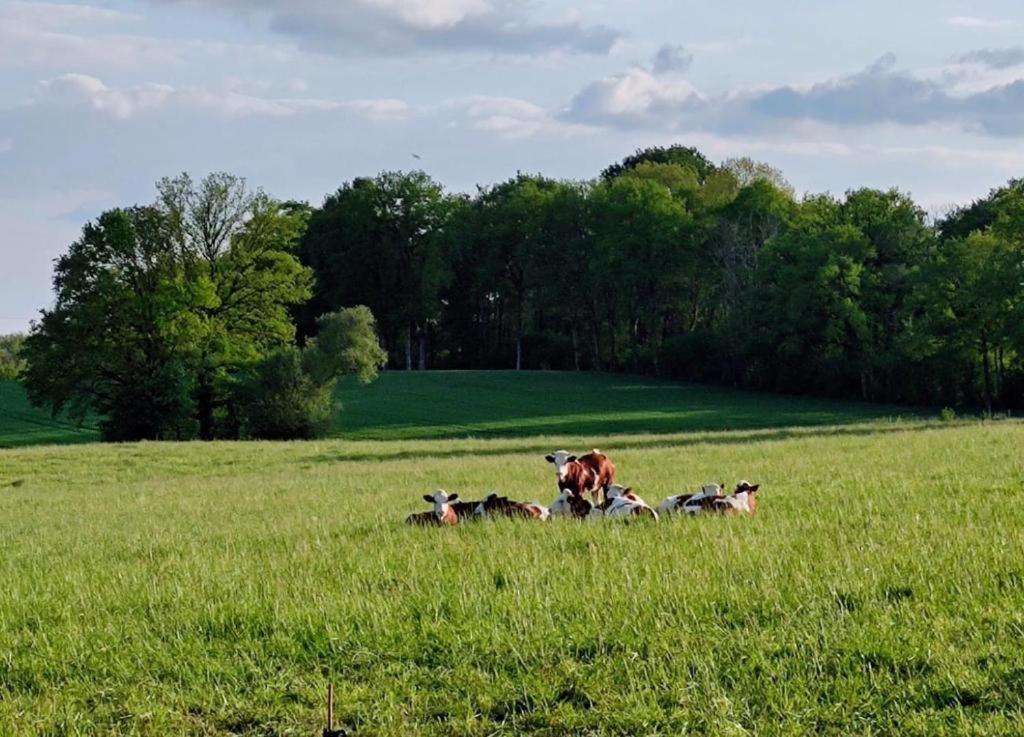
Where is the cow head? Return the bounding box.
[733,481,760,514]
[553,488,593,518]
[545,451,577,481]
[605,484,636,501]
[423,490,459,519]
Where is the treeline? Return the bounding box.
[19,145,1024,441]
[298,146,1024,410]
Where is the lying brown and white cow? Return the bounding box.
[551,488,601,519]
[658,483,725,515]
[598,484,659,520]
[405,490,462,526]
[658,481,760,516]
[544,449,616,504]
[712,481,761,515]
[474,493,550,520]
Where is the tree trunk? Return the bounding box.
[197,369,214,441]
[515,289,525,371]
[418,327,427,371]
[405,326,413,371]
[981,338,993,413]
[996,345,1006,407]
[571,325,580,371]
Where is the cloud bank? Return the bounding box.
[562,54,1024,138]
[157,0,621,56]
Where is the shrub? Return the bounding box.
[236,349,334,440]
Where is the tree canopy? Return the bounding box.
[20,149,1024,442]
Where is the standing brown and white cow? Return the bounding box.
[544,449,616,505]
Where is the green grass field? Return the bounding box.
[1,371,904,449]
[1,373,1022,736]
[0,381,100,448]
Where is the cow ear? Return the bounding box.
[423,494,434,504]
[448,493,459,503]
[487,492,498,501]
[567,455,577,463]
[545,455,555,463]
[749,485,760,493]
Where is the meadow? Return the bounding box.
[1,372,1023,735]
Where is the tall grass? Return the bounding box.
[2,418,1022,735]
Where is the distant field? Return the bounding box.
[2,373,1021,736]
[332,370,910,439]
[0,380,99,448]
[1,371,909,448]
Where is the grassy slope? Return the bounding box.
[0,381,99,448]
[1,373,1020,735]
[331,370,909,440]
[1,371,905,448]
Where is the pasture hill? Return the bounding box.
[2,371,1024,736]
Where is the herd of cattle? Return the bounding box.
[406,449,761,526]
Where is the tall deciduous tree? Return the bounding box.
[156,173,312,438]
[298,171,461,370]
[23,174,314,440]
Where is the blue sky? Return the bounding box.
[3,0,1024,332]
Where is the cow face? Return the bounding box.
[605,484,635,501]
[552,488,592,518]
[734,481,760,514]
[423,490,459,519]
[544,451,577,481]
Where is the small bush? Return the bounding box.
[236,349,334,440]
[940,407,956,423]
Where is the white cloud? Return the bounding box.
[37,74,175,119]
[31,73,411,121]
[447,95,587,139]
[155,0,621,57]
[564,68,703,125]
[945,16,1014,30]
[0,1,140,28]
[562,55,1024,139]
[0,1,292,70]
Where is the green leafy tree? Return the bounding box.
[750,215,874,395]
[22,207,201,439]
[156,173,313,438]
[23,174,313,441]
[910,232,1021,410]
[0,334,26,381]
[299,171,461,370]
[589,176,696,369]
[722,157,795,196]
[602,145,716,183]
[237,306,387,439]
[840,188,934,400]
[304,306,388,385]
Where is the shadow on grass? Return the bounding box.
[330,371,918,442]
[0,382,100,449]
[306,421,935,466]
